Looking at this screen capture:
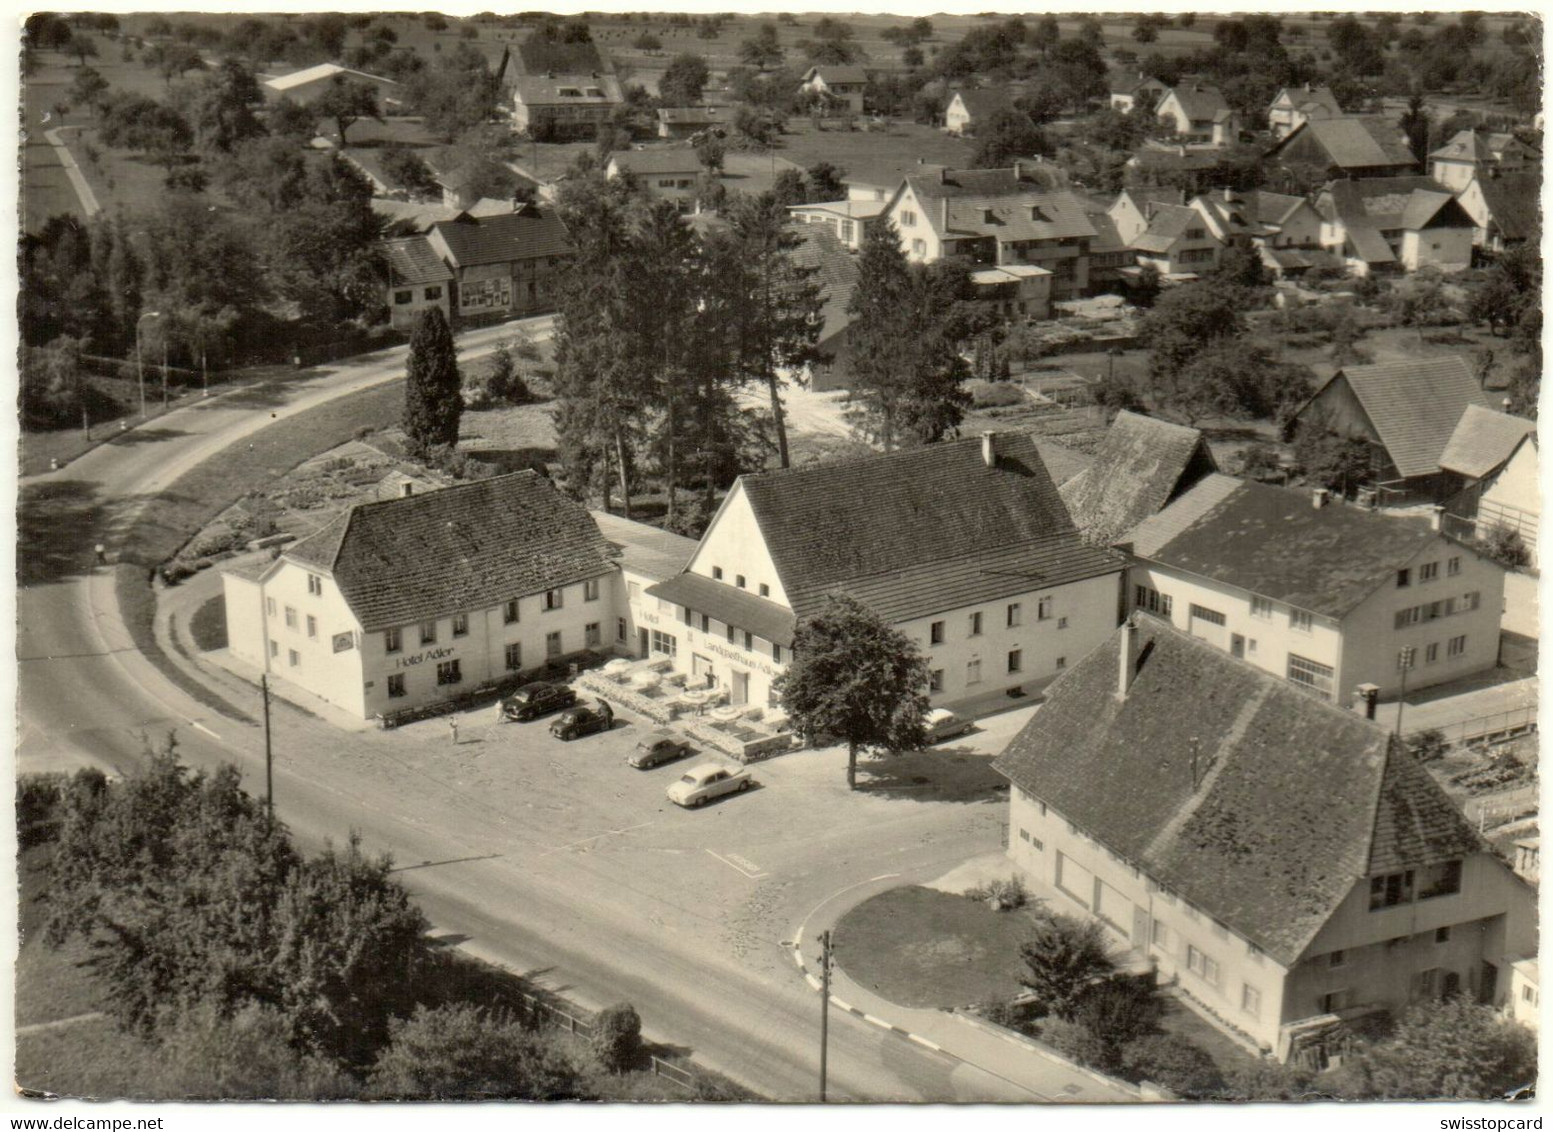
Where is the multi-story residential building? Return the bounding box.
[1287,356,1492,502]
[380,205,573,328]
[1315,176,1477,275]
[1154,83,1238,147]
[605,149,703,213]
[1107,72,1170,114]
[968,265,1053,322]
[883,165,1097,299]
[798,65,868,115]
[638,433,1125,712]
[1266,83,1343,139]
[1455,172,1540,253]
[1107,187,1186,245]
[1429,129,1539,193]
[995,617,1537,1064]
[221,472,625,720]
[1126,202,1224,277]
[1189,188,1324,251]
[787,196,886,252]
[1118,474,1506,700]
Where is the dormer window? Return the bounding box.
[982,207,996,224]
[1030,206,1047,222]
[584,87,604,97]
[558,87,582,98]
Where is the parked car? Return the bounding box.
[629,730,692,769]
[667,762,752,808]
[501,682,577,723]
[550,699,615,741]
[923,707,973,744]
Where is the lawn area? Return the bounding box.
[187,594,228,652]
[832,885,1040,1009]
[855,746,1008,804]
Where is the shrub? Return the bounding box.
[1235,445,1285,482]
[590,1003,643,1074]
[1406,728,1448,762]
[963,874,1030,910]
[979,998,1039,1034]
[1037,1017,1115,1069]
[1221,1057,1316,1100]
[18,772,68,848]
[1121,1034,1226,1098]
[1071,973,1165,1067]
[1017,911,1116,1019]
[1476,523,1530,569]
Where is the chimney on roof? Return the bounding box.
[1430,505,1444,532]
[981,430,998,467]
[1116,615,1138,701]
[1312,487,1330,509]
[1223,185,1236,203]
[940,166,949,185]
[1352,683,1380,720]
[1504,397,1514,412]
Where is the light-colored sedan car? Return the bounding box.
[666,762,752,808]
[923,707,973,744]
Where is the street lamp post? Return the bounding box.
[134,310,161,420]
[817,930,833,1102]
[1395,647,1416,737]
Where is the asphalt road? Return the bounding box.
[14,321,1037,1102]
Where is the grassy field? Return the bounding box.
[832,885,1043,1009]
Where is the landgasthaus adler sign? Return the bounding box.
[684,628,783,679]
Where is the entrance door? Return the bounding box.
[692,654,717,688]
[639,628,650,657]
[1231,633,1246,659]
[1479,961,1499,1004]
[731,671,749,706]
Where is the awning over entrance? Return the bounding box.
[645,572,797,649]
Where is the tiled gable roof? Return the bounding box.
[951,87,1009,123]
[609,147,703,176]
[993,618,1481,965]
[1477,172,1541,242]
[288,471,618,632]
[805,65,868,86]
[1060,411,1216,543]
[740,433,1111,621]
[1124,476,1443,618]
[510,71,621,107]
[1399,189,1458,230]
[382,236,454,286]
[1166,84,1229,121]
[1273,84,1342,116]
[429,208,572,268]
[942,191,1097,243]
[908,166,1065,202]
[787,224,860,352]
[1439,404,1537,479]
[1429,129,1496,164]
[1287,116,1416,170]
[657,106,723,125]
[1130,203,1203,252]
[514,35,607,77]
[590,510,697,582]
[1327,355,1493,479]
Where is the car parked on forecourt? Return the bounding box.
[923,707,973,744]
[666,762,752,808]
[550,699,615,741]
[629,730,692,769]
[501,682,577,722]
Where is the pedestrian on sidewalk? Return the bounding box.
[449,717,460,745]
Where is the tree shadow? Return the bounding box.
[107,426,188,446]
[855,746,1010,805]
[17,478,111,585]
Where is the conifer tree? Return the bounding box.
[403,307,462,457]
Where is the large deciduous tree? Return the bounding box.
[658,53,710,106]
[370,1005,590,1100]
[403,307,462,457]
[314,75,382,146]
[1322,997,1536,1100]
[776,594,930,790]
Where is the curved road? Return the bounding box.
[16,322,1040,1103]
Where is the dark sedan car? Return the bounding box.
[550,699,615,741]
[628,730,692,769]
[501,682,577,723]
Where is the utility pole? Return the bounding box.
[817,929,833,1102]
[161,332,169,410]
[1395,646,1415,737]
[262,674,274,822]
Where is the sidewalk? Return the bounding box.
[790,856,1141,1104]
[43,125,100,216]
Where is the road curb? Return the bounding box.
[788,937,959,1065]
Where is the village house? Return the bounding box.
[1455,172,1540,254]
[1266,83,1343,140]
[656,106,724,140]
[1314,176,1477,275]
[786,196,885,252]
[590,511,699,662]
[1508,959,1539,1032]
[968,265,1054,323]
[798,65,868,115]
[510,72,623,140]
[883,165,1097,300]
[1440,405,1540,565]
[220,472,624,721]
[1126,144,1241,196]
[1108,72,1170,114]
[1080,207,1135,290]
[605,149,703,213]
[1059,411,1217,545]
[1125,201,1224,278]
[995,617,1537,1065]
[1428,129,1539,193]
[1107,187,1185,245]
[1118,474,1505,700]
[261,62,399,108]
[637,433,1126,713]
[944,88,1008,136]
[1287,356,1493,503]
[382,205,572,325]
[1267,116,1420,182]
[1188,187,1328,278]
[1154,83,1239,148]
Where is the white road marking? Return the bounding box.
[804,973,821,991]
[862,1013,892,1030]
[907,1034,943,1052]
[539,821,654,857]
[705,848,767,879]
[189,721,221,740]
[830,997,855,1013]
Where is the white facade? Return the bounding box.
[226,554,621,720]
[1478,438,1540,565]
[1401,225,1474,273]
[1128,533,1505,700]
